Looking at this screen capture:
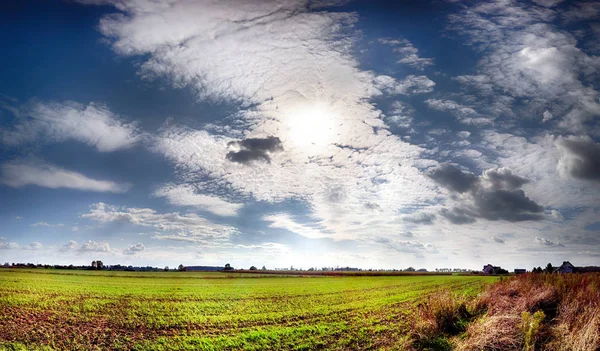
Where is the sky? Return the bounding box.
[0,0,599,270]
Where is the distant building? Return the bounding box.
[514,269,526,275]
[483,264,507,274]
[483,264,497,274]
[555,261,575,273]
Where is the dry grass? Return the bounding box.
[410,290,473,350]
[456,273,600,351]
[545,274,600,351]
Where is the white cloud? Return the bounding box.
[1,101,141,152]
[72,0,600,266]
[123,243,145,255]
[154,184,243,217]
[82,202,237,243]
[72,226,79,232]
[402,212,436,225]
[563,1,600,22]
[385,101,414,128]
[79,240,111,252]
[482,131,599,209]
[23,242,42,250]
[1,161,130,193]
[30,222,64,228]
[60,240,78,252]
[492,236,505,244]
[425,99,492,126]
[374,75,436,95]
[74,0,444,243]
[263,213,331,239]
[535,236,564,247]
[531,0,564,7]
[550,210,564,221]
[449,0,600,134]
[0,242,19,250]
[379,38,434,70]
[373,236,439,257]
[457,131,471,139]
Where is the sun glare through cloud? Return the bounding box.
[284,101,339,149]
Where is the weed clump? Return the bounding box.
[519,311,545,351]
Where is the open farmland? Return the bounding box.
[0,269,494,350]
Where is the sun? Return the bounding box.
[283,102,338,149]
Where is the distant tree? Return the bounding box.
[96,260,104,270]
[178,264,186,271]
[249,266,257,270]
[91,260,97,269]
[223,263,233,271]
[404,267,416,272]
[261,265,267,271]
[544,263,554,273]
[164,266,169,272]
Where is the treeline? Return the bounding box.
[1,262,168,272]
[2,261,480,273]
[2,263,89,270]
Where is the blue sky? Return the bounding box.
[1,0,599,270]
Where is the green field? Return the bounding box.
[0,270,495,350]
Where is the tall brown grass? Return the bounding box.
[409,290,473,350]
[456,273,600,351]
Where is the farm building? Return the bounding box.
[514,269,526,274]
[483,264,499,274]
[554,261,575,273]
[483,264,508,274]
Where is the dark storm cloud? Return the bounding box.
[429,164,544,223]
[427,164,478,193]
[557,138,600,182]
[473,189,544,222]
[226,136,283,164]
[482,168,529,190]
